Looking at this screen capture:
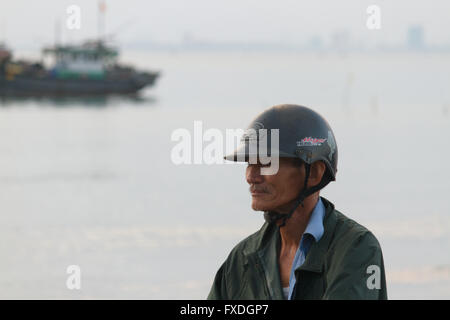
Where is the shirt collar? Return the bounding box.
[302,197,325,243]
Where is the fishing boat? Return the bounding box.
[0,40,159,96]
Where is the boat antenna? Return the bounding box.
[105,17,137,42]
[98,0,107,42]
[54,18,62,47]
[0,19,6,44]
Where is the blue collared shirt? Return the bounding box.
[286,197,325,300]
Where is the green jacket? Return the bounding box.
[207,197,387,300]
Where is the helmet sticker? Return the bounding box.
[296,137,327,147]
[327,130,336,160]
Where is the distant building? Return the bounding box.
[407,25,425,50]
[330,31,350,53]
[307,35,323,51]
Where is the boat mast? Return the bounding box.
[98,1,106,42]
[0,19,6,44]
[54,19,62,47]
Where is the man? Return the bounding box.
[208,104,387,300]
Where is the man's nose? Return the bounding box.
[246,164,264,184]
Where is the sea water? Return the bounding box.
[0,51,449,299]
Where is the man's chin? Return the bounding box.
[251,200,292,214]
[251,201,272,212]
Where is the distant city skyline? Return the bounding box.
[1,0,450,52]
[119,25,449,52]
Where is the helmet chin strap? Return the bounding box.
[263,163,311,227]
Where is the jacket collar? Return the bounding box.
[297,197,337,273]
[302,197,326,243]
[243,197,338,298]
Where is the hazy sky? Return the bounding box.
[1,0,449,49]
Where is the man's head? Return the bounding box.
[246,158,326,213]
[225,104,338,224]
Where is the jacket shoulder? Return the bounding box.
[207,223,272,300]
[322,209,387,299]
[331,209,381,248]
[225,222,272,261]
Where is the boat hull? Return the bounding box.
[0,73,158,96]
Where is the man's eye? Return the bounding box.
[247,163,271,168]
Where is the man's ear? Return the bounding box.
[308,161,326,187]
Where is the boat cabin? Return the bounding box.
[42,40,118,79]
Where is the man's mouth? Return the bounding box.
[250,186,269,196]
